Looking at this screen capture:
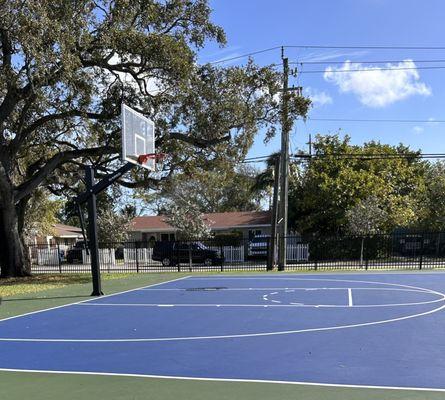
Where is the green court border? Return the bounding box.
[1,271,444,400]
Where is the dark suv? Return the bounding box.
[152,241,223,267]
[66,241,86,263]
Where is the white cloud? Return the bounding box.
[324,60,431,107]
[412,126,424,134]
[304,87,333,107]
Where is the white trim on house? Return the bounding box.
[58,235,83,238]
[134,224,271,233]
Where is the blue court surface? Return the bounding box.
[2,273,445,392]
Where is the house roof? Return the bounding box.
[53,223,83,238]
[130,211,271,232]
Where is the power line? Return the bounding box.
[293,153,445,160]
[307,118,445,123]
[205,45,445,66]
[208,46,281,65]
[285,45,445,50]
[292,59,445,65]
[299,65,445,74]
[242,152,445,164]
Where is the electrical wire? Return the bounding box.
[241,152,445,164]
[299,65,445,74]
[208,46,281,65]
[285,45,445,50]
[291,59,445,65]
[307,118,445,123]
[205,44,445,66]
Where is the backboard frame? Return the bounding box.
[121,103,155,171]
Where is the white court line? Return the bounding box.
[139,287,430,292]
[0,275,191,324]
[0,368,444,392]
[178,277,443,298]
[1,277,445,343]
[348,288,353,307]
[2,302,444,343]
[77,296,445,307]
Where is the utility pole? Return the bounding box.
[275,47,303,271]
[267,155,281,270]
[278,55,290,271]
[277,51,302,270]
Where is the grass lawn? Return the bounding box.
[1,272,444,400]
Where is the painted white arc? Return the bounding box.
[1,303,444,343]
[1,276,444,343]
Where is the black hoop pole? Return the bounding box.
[85,165,103,296]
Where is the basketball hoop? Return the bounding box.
[137,153,168,175]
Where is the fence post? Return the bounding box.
[188,242,193,272]
[107,248,111,273]
[419,254,423,270]
[28,246,33,272]
[177,242,181,272]
[314,260,318,271]
[57,243,62,274]
[220,244,224,272]
[135,241,140,273]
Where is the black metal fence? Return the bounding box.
[28,232,445,274]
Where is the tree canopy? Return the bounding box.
[0,0,309,277]
[288,134,427,235]
[143,162,265,214]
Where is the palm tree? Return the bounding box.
[250,152,281,208]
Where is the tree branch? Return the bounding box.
[10,109,117,154]
[14,146,118,203]
[167,132,231,148]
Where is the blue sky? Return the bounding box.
[198,0,445,161]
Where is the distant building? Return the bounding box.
[31,223,83,247]
[129,211,272,243]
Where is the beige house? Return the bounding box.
[129,211,272,243]
[31,223,83,247]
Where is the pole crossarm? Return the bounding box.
[76,162,136,205]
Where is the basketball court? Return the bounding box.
[1,272,445,393]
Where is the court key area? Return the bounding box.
[1,273,445,392]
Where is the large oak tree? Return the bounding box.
[0,0,309,277]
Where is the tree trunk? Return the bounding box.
[0,171,30,278]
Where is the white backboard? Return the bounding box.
[121,104,155,170]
